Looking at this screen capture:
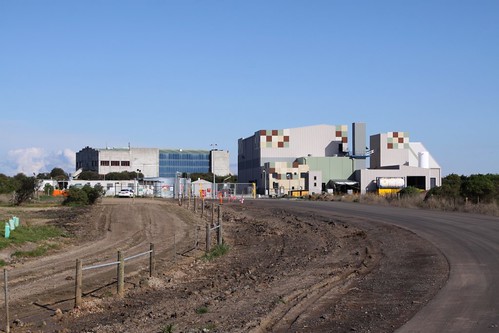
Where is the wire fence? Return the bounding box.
[0,198,226,331]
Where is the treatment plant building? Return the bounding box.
[238,123,441,195]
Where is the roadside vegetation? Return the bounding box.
[0,168,104,206]
[0,225,65,250]
[311,173,499,216]
[0,168,101,258]
[202,243,230,261]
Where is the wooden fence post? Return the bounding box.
[194,197,197,213]
[4,269,9,333]
[217,205,223,245]
[201,200,205,217]
[205,223,211,252]
[75,259,82,308]
[117,251,124,296]
[195,225,199,249]
[149,243,155,278]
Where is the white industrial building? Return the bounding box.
[76,146,230,178]
[238,123,441,195]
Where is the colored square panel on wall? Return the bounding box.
[387,131,410,149]
[260,129,291,149]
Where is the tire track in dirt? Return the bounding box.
[253,240,381,332]
[0,198,198,325]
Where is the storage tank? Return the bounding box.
[418,151,430,169]
[377,177,405,189]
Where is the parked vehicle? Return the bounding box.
[118,189,134,198]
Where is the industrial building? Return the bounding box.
[75,146,230,178]
[238,123,441,195]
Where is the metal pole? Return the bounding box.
[117,251,124,296]
[149,243,155,278]
[75,259,82,308]
[4,269,9,333]
[263,170,266,196]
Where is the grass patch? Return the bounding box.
[161,323,175,333]
[202,243,229,261]
[202,323,216,331]
[12,243,60,258]
[0,259,6,267]
[195,306,208,315]
[0,225,65,250]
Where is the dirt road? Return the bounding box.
[1,198,448,332]
[0,198,200,329]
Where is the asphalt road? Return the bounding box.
[251,199,499,333]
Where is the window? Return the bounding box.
[314,183,317,187]
[111,161,120,166]
[314,176,317,181]
[101,161,110,166]
[121,161,130,166]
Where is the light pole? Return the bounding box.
[286,173,291,196]
[210,144,217,199]
[175,171,181,198]
[262,169,267,196]
[136,169,141,197]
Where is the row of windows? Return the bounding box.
[100,161,130,167]
[159,153,209,160]
[159,161,209,167]
[159,166,209,178]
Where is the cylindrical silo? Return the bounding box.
[418,151,430,168]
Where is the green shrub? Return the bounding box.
[398,186,421,197]
[195,306,208,314]
[63,187,88,206]
[203,243,229,261]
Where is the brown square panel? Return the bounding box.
[278,142,284,148]
[272,130,278,135]
[393,132,399,137]
[342,137,348,143]
[284,136,289,142]
[388,143,393,149]
[336,131,342,137]
[398,138,404,143]
[267,136,272,142]
[260,130,266,135]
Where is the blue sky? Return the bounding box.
[1,1,498,176]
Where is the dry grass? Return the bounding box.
[309,193,499,217]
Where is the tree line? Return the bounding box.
[0,167,238,206]
[426,174,499,204]
[0,168,104,206]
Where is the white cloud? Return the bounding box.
[6,148,76,176]
[8,148,46,175]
